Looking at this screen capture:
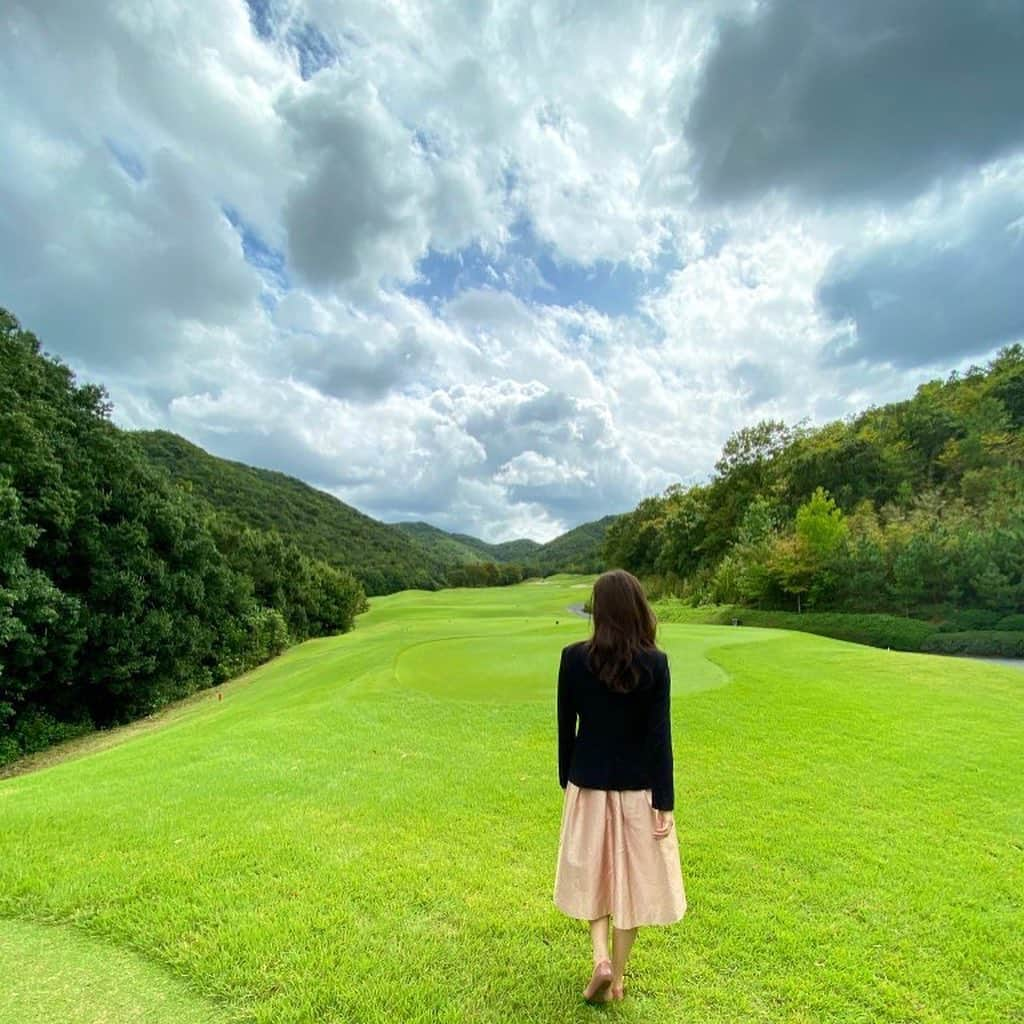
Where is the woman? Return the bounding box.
[553,569,686,1003]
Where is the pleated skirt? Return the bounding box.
[553,782,687,930]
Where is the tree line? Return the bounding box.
[603,345,1024,626]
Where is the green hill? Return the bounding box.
[393,516,614,572]
[131,431,618,592]
[130,430,448,595]
[390,521,493,566]
[444,530,543,563]
[391,521,544,565]
[487,536,545,562]
[529,513,619,572]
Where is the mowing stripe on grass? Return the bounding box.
[0,916,237,1024]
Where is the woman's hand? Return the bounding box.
[653,808,674,839]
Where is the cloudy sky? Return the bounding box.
[3,1,1023,542]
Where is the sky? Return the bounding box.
[2,1,1023,543]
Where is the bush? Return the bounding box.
[995,614,1024,632]
[9,708,94,756]
[653,600,737,625]
[214,605,290,681]
[245,606,291,663]
[0,736,20,766]
[936,608,1006,632]
[642,572,688,600]
[735,610,938,651]
[920,631,1024,657]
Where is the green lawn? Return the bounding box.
[1,573,1021,1023]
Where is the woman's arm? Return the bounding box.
[557,647,576,789]
[649,654,674,811]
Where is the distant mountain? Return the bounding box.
[391,521,543,565]
[486,537,546,562]
[129,430,449,595]
[529,514,619,573]
[131,429,618,593]
[389,521,494,566]
[394,516,615,573]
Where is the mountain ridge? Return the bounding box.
[129,429,615,592]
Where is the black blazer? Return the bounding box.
[557,640,674,811]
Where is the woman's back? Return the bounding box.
[558,638,674,812]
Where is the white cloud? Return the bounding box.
[2,0,1021,542]
[496,451,590,488]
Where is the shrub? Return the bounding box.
[936,608,1006,632]
[0,735,20,766]
[920,631,1024,657]
[10,708,94,756]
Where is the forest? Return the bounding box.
[602,345,1024,653]
[1,310,366,763]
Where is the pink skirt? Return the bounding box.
[553,782,687,930]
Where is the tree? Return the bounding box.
[653,485,710,578]
[770,487,847,612]
[900,385,963,486]
[889,531,960,615]
[811,499,888,612]
[713,419,796,479]
[795,486,848,562]
[767,534,814,613]
[971,561,1017,611]
[602,495,669,575]
[729,495,783,606]
[736,494,781,546]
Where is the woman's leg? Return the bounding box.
[588,915,611,964]
[611,925,638,991]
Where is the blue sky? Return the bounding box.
[405,216,681,319]
[2,0,1022,541]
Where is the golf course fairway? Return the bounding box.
[1,573,1021,1023]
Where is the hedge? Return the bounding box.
[652,601,939,652]
[920,631,1024,657]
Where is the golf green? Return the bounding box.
[1,573,1021,1023]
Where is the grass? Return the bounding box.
[0,917,232,1023]
[1,572,1022,1023]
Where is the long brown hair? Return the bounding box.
[584,569,659,693]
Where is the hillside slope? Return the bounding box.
[530,513,619,572]
[390,521,493,566]
[391,521,543,565]
[132,429,618,590]
[130,430,447,595]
